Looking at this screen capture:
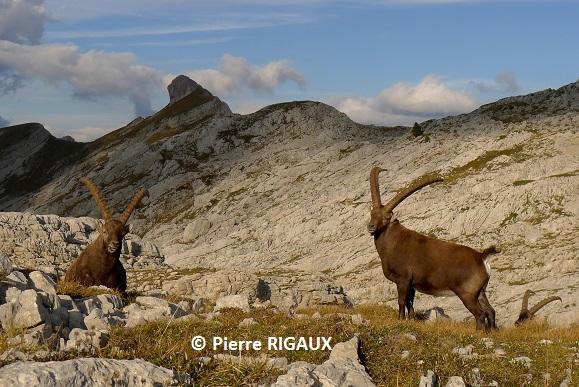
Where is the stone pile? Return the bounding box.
[163,268,351,312]
[0,256,191,356]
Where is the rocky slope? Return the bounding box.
[0,76,578,327]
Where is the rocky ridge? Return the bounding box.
[0,77,577,328]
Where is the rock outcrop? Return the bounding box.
[0,358,190,386]
[272,336,375,387]
[0,212,164,270]
[167,74,213,105]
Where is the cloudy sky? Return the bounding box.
[0,0,577,141]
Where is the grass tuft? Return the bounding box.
[56,281,123,299]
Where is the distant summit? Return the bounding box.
[60,135,76,143]
[167,75,213,105]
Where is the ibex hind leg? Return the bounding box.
[406,287,416,320]
[478,290,497,330]
[457,292,487,331]
[396,282,415,320]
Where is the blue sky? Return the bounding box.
[0,0,578,140]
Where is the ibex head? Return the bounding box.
[368,167,442,236]
[81,177,148,254]
[515,289,562,325]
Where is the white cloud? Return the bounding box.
[0,0,46,44]
[0,0,164,116]
[92,36,235,48]
[46,13,313,39]
[470,70,520,93]
[178,54,305,98]
[329,75,479,126]
[0,40,163,116]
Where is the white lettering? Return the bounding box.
[268,337,278,350]
[321,337,332,350]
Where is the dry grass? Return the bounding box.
[55,281,123,299]
[2,304,577,385]
[95,305,579,385]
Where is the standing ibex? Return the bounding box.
[515,290,562,325]
[368,167,499,331]
[63,177,147,294]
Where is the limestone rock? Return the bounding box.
[0,253,13,276]
[3,289,50,329]
[183,218,211,243]
[0,213,164,271]
[0,358,190,386]
[83,308,123,331]
[419,370,439,387]
[167,75,213,105]
[272,336,375,387]
[214,294,251,312]
[65,328,108,352]
[446,376,466,387]
[123,297,187,328]
[28,271,57,295]
[238,317,257,327]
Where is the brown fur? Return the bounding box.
[367,167,499,331]
[63,178,147,294]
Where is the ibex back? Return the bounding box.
[63,178,147,294]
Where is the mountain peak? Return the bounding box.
[167,75,213,105]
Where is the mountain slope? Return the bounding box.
[1,77,577,326]
[0,123,87,209]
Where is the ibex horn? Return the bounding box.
[81,177,112,222]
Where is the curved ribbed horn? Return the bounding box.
[118,188,148,225]
[370,167,386,208]
[528,296,562,317]
[520,289,534,315]
[383,174,443,214]
[81,177,112,222]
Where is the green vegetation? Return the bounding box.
[145,126,183,145]
[507,279,531,286]
[338,144,363,159]
[444,145,526,184]
[411,122,424,137]
[548,169,579,179]
[513,179,534,186]
[480,100,547,123]
[227,187,248,200]
[499,212,519,228]
[93,89,215,149]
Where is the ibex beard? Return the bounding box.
[63,177,148,295]
[368,167,499,331]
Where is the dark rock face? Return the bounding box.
[60,135,76,143]
[0,123,87,209]
[167,75,213,105]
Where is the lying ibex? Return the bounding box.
[63,178,147,294]
[515,290,562,325]
[368,167,499,331]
